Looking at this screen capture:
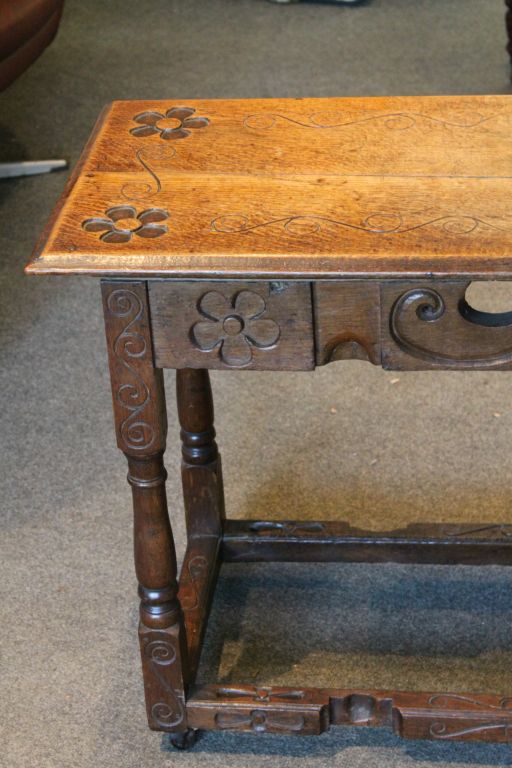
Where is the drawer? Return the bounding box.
[149,281,314,371]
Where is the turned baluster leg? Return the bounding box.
[175,369,225,683]
[507,1,512,70]
[177,368,225,539]
[102,281,189,736]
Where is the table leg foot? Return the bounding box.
[169,729,199,750]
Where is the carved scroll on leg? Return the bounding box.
[102,280,189,732]
[139,622,187,731]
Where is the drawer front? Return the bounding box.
[149,281,314,371]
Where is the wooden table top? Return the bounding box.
[26,95,512,279]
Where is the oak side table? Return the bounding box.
[26,96,512,748]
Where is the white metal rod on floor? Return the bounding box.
[0,160,67,179]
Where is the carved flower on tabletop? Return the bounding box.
[82,205,168,243]
[130,106,209,140]
[192,290,280,367]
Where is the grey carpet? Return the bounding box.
[2,0,512,766]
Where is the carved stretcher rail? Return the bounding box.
[186,684,512,743]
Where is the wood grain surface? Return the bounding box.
[25,95,512,279]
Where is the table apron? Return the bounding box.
[141,279,512,372]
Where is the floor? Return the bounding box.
[2,1,512,766]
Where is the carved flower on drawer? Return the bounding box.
[192,290,280,367]
[130,106,209,140]
[82,206,168,243]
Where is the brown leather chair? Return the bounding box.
[0,0,66,177]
